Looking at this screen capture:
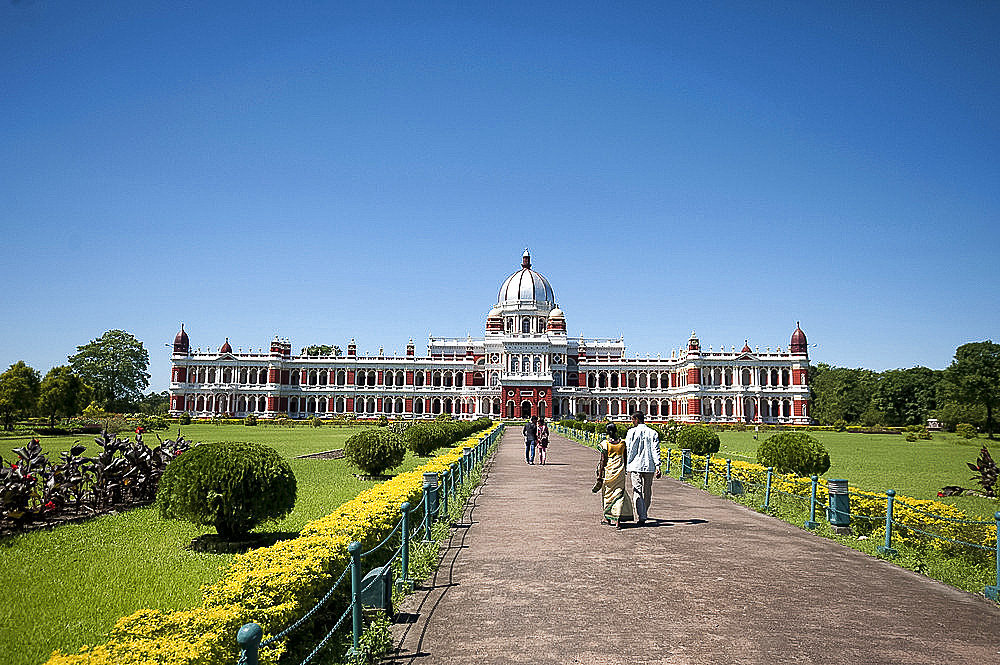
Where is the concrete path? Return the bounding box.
[385,429,1000,664]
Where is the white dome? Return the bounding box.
[549,306,564,318]
[497,250,554,305]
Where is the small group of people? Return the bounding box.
[596,411,661,529]
[522,415,549,465]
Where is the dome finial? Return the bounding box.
[522,248,531,269]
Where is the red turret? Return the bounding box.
[173,324,190,354]
[790,323,808,355]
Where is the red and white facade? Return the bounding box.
[168,251,811,424]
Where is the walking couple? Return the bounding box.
[596,412,661,529]
[522,415,549,465]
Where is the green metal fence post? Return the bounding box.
[398,502,412,591]
[703,453,712,487]
[441,468,449,516]
[763,467,773,510]
[422,473,438,542]
[463,446,472,478]
[348,541,362,654]
[878,490,899,557]
[665,448,671,474]
[985,512,1000,601]
[236,622,262,665]
[726,458,732,484]
[680,449,692,479]
[804,475,819,529]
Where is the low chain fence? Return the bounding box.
[236,425,503,665]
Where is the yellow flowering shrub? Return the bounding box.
[45,427,499,665]
[664,448,997,551]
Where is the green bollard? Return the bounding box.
[878,490,899,557]
[236,622,262,665]
[704,453,712,487]
[804,475,819,529]
[984,512,1000,601]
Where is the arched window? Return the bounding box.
[522,318,531,334]
[741,369,752,386]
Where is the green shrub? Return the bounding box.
[404,423,444,456]
[833,419,847,432]
[344,428,406,476]
[309,415,323,428]
[377,414,389,427]
[905,431,918,442]
[956,423,978,439]
[156,442,297,537]
[675,425,721,456]
[243,414,257,426]
[756,431,831,477]
[178,412,192,425]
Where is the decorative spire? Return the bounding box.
[522,248,531,269]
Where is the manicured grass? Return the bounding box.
[0,424,439,665]
[713,430,1000,519]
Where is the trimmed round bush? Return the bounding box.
[675,424,721,456]
[344,428,406,476]
[404,423,445,456]
[156,441,297,537]
[756,431,831,477]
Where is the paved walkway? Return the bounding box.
[385,429,1000,664]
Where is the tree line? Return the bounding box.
[809,341,999,438]
[0,329,164,431]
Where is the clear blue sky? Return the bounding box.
[2,1,997,392]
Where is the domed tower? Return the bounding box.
[493,248,556,336]
[790,322,808,356]
[220,338,232,354]
[173,324,190,354]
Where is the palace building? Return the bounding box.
[168,250,811,424]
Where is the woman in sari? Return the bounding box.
[596,422,633,529]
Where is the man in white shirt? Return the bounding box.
[625,411,661,525]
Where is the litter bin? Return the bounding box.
[826,479,851,531]
[360,564,394,612]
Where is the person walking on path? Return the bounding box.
[536,417,550,465]
[596,422,633,528]
[522,415,538,465]
[625,411,661,524]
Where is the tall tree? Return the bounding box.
[942,341,1000,439]
[870,367,941,427]
[68,330,150,412]
[37,366,92,428]
[808,363,879,425]
[0,361,41,430]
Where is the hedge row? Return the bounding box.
[671,450,997,551]
[46,425,501,665]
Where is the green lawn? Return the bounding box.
[0,423,436,665]
[710,429,1000,519]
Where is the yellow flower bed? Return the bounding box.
[663,449,997,551]
[46,427,499,665]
